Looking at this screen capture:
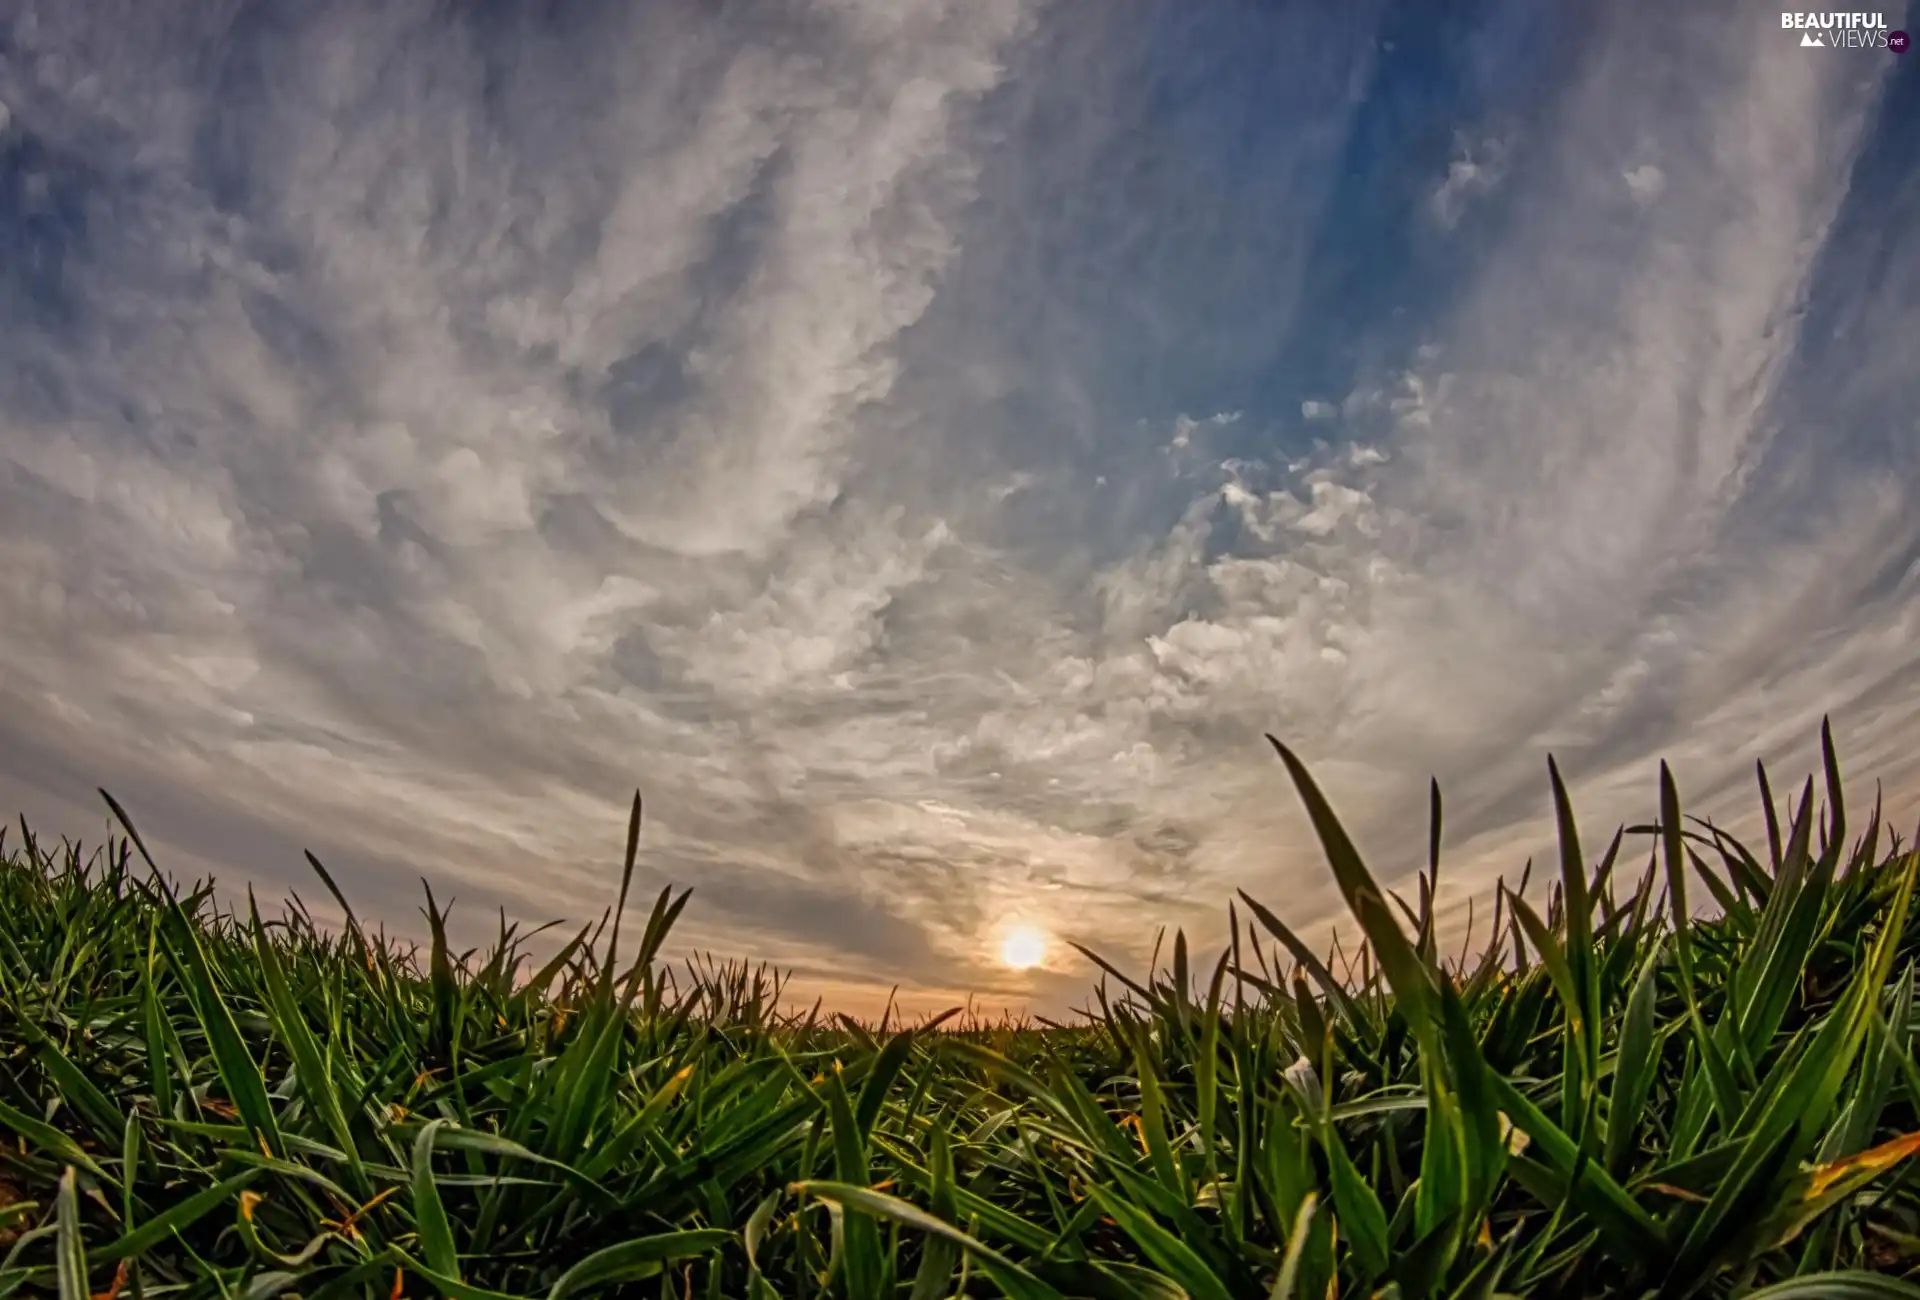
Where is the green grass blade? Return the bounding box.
[54,1168,88,1300]
[1269,1193,1317,1300]
[0,1098,113,1184]
[411,1118,461,1280]
[1605,940,1665,1179]
[1658,764,1745,1134]
[545,1229,733,1300]
[1743,1274,1920,1299]
[1266,736,1438,1052]
[1086,1185,1235,1300]
[94,1169,262,1265]
[794,1181,1066,1300]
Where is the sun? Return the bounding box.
[999,924,1048,971]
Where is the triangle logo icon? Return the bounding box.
[1800,31,1825,46]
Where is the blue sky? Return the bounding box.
[1,0,1915,1013]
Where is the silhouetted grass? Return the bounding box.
[1,721,1918,1298]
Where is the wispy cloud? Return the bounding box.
[0,0,1914,1013]
[1429,131,1510,229]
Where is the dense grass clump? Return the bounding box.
[3,723,1920,1298]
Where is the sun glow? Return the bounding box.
[999,924,1048,970]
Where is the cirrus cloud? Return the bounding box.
[0,0,1915,1014]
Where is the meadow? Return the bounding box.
[2,722,1918,1299]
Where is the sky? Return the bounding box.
[1,0,1916,1016]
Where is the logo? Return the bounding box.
[1781,12,1899,49]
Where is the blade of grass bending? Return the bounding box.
[238,1273,307,1300]
[101,789,285,1158]
[1038,1259,1188,1300]
[1483,1071,1665,1260]
[1070,941,1158,1008]
[411,1119,461,1280]
[93,1169,262,1264]
[873,1141,1064,1259]
[14,1025,121,1148]
[416,1123,613,1199]
[1319,1119,1392,1283]
[1505,891,1579,1041]
[0,1229,57,1300]
[793,1181,1067,1300]
[941,1040,1127,1162]
[1695,819,1772,907]
[1685,847,1747,926]
[545,1229,734,1300]
[1234,893,1366,1031]
[857,1016,955,1140]
[235,1194,346,1271]
[1265,737,1438,1053]
[628,884,693,995]
[301,850,370,957]
[744,1189,782,1300]
[1759,1130,1920,1250]
[0,1098,112,1183]
[1743,1274,1920,1299]
[1392,889,1425,943]
[1046,1053,1151,1166]
[513,924,591,1012]
[389,1251,523,1300]
[1096,1161,1243,1278]
[577,1063,697,1183]
[298,1250,407,1300]
[1086,1186,1235,1300]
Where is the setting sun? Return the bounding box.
[999,924,1048,970]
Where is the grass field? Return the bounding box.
[3,722,1919,1299]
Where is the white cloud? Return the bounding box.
[1168,410,1241,450]
[0,0,1913,1015]
[1624,163,1666,203]
[1430,132,1511,229]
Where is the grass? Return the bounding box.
[1,721,1919,1298]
